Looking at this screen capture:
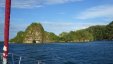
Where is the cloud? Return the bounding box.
[0,20,107,41]
[76,5,113,19]
[42,22,76,35]
[41,21,106,35]
[9,23,29,39]
[0,0,82,8]
[45,0,82,4]
[0,0,43,8]
[0,21,29,41]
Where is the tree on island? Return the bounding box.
[10,21,113,43]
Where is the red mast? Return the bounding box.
[3,0,11,64]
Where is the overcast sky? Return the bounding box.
[0,0,113,41]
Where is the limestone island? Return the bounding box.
[10,21,113,43]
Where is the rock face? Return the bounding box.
[10,23,45,43]
[23,23,44,43]
[10,22,59,43]
[10,21,113,43]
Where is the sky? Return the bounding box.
[0,0,113,41]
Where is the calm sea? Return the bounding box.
[0,41,113,64]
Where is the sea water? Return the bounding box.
[0,41,113,64]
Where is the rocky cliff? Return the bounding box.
[10,23,45,43]
[10,21,113,43]
[10,22,58,43]
[23,23,45,43]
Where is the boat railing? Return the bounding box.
[0,53,22,64]
[0,53,45,64]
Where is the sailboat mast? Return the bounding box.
[3,0,11,64]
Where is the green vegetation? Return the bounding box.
[10,23,59,43]
[10,21,113,43]
[44,31,59,42]
[24,23,45,43]
[10,23,45,43]
[10,31,25,43]
[59,29,94,42]
[105,21,113,40]
[59,21,113,42]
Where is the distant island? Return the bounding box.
[10,21,113,43]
